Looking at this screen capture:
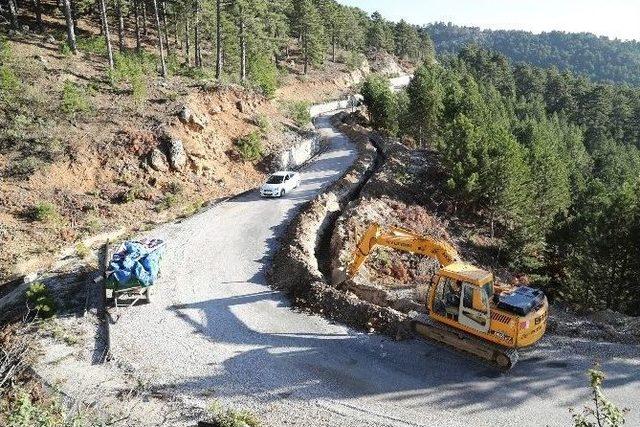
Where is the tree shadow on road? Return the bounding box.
[160,288,640,419]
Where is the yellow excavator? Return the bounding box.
[345,223,548,369]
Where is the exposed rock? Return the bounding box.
[236,100,246,113]
[45,34,56,43]
[21,25,30,33]
[177,105,207,131]
[209,105,222,114]
[149,149,169,172]
[168,138,187,170]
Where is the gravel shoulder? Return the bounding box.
[87,113,640,426]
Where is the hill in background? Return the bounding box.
[425,22,640,86]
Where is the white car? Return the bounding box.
[260,171,301,198]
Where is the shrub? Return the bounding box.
[0,65,19,104]
[286,101,311,128]
[156,194,180,212]
[248,55,279,98]
[82,215,102,234]
[235,131,263,161]
[208,401,260,427]
[253,114,270,134]
[345,51,365,72]
[61,81,91,118]
[165,181,184,195]
[32,202,59,222]
[58,42,72,56]
[75,242,91,259]
[570,363,629,427]
[5,156,44,178]
[25,282,56,318]
[109,53,153,105]
[76,35,106,55]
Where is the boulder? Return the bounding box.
[21,25,30,33]
[236,100,246,113]
[149,149,169,172]
[178,105,207,131]
[168,138,187,170]
[45,34,56,43]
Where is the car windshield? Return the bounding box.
[267,175,285,184]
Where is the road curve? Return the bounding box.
[110,113,640,427]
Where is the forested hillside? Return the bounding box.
[2,0,432,85]
[425,22,640,86]
[361,45,640,316]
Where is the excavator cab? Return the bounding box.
[431,262,493,334]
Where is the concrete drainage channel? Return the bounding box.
[270,112,413,339]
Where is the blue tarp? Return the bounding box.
[108,240,165,288]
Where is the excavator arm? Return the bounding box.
[347,223,461,279]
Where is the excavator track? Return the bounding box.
[411,314,519,370]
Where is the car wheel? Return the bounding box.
[280,189,285,197]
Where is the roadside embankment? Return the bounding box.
[269,113,413,339]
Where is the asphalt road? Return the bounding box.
[110,113,640,427]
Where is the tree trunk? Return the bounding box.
[303,33,308,75]
[60,0,77,53]
[173,13,178,47]
[239,9,246,81]
[193,0,200,67]
[332,32,336,62]
[160,0,170,56]
[151,0,167,77]
[98,0,114,69]
[7,0,18,30]
[32,0,43,32]
[134,0,141,53]
[70,0,78,29]
[115,0,125,52]
[215,0,222,78]
[184,15,190,66]
[141,0,147,35]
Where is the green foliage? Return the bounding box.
[253,114,270,133]
[110,53,153,105]
[571,363,629,427]
[75,242,91,259]
[286,101,311,127]
[342,51,365,72]
[76,35,107,55]
[292,0,327,71]
[32,202,60,223]
[404,64,444,145]
[427,22,640,86]
[248,55,278,97]
[156,194,181,212]
[5,156,45,178]
[25,282,56,319]
[208,401,260,427]
[58,42,72,56]
[60,81,91,118]
[361,74,398,134]
[235,131,264,161]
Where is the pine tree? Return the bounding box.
[394,20,420,61]
[366,11,394,53]
[405,64,444,147]
[292,0,326,74]
[361,74,398,134]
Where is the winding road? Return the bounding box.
[110,112,640,427]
